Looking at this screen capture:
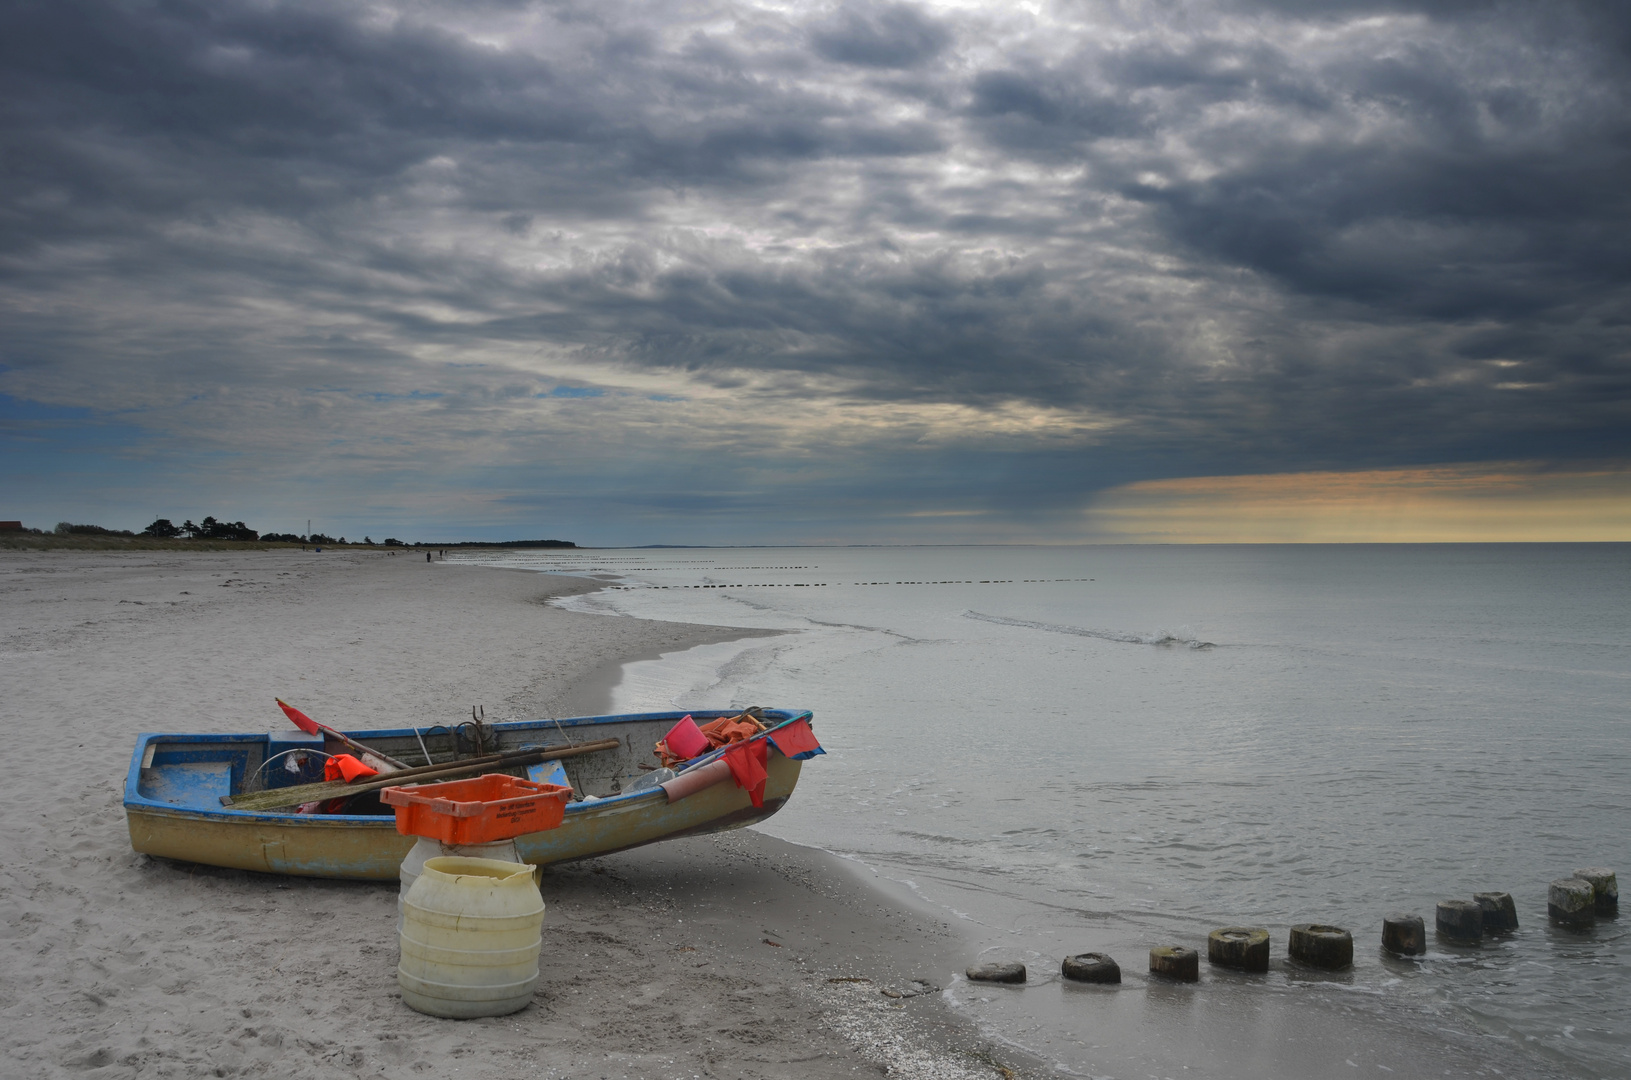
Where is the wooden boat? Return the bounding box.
[124,709,816,881]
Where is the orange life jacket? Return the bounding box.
[323,753,379,784]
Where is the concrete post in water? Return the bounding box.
[1549,878,1597,929]
[1474,892,1519,932]
[1288,924,1353,969]
[1574,868,1618,917]
[1207,928,1270,972]
[1382,914,1426,955]
[1061,953,1121,984]
[966,961,1026,984]
[1149,946,1199,982]
[1436,899,1483,942]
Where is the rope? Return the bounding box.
[410,726,433,766]
[550,715,578,747]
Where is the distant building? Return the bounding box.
[0,521,22,531]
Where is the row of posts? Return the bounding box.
[1148,867,1618,982]
[968,867,1617,986]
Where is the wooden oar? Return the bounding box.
[276,698,412,771]
[222,737,621,811]
[324,748,514,786]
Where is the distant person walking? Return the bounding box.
[426,552,431,563]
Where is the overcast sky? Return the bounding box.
[3,0,1628,544]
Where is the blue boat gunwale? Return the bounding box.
[124,708,814,826]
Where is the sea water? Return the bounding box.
[457,544,1630,1078]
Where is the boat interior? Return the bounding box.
[132,708,800,814]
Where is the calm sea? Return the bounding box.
[459,544,1630,1079]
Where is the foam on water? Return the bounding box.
[460,544,1631,1078]
[962,609,1216,648]
[611,637,788,712]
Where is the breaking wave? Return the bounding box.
[963,610,1215,649]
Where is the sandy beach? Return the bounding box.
[0,550,1028,1080]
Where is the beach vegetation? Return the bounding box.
[5,515,293,550]
[56,521,138,538]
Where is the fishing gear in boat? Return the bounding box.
[221,737,623,812]
[243,747,334,788]
[653,709,769,769]
[276,697,410,771]
[417,710,494,763]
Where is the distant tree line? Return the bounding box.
[28,518,573,548]
[143,518,372,544]
[142,517,260,541]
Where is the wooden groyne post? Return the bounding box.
[1382,913,1425,955]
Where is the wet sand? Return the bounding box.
[0,550,1028,1079]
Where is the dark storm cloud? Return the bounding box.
[0,0,939,251]
[2,0,1629,528]
[965,67,1152,152]
[809,3,953,68]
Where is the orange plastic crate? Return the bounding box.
[381,773,572,844]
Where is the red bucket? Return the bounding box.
[663,715,710,760]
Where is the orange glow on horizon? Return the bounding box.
[1083,462,1631,543]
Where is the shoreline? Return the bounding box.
[540,608,786,720]
[0,548,1030,1079]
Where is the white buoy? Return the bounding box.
[398,836,522,924]
[398,856,546,1018]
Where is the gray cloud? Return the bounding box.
[810,3,953,69]
[1,0,1628,539]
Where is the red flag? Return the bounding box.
[723,740,769,808]
[276,698,320,736]
[766,717,823,760]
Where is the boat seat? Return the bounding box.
[139,761,235,806]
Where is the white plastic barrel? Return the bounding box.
[398,856,546,1018]
[398,837,522,923]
